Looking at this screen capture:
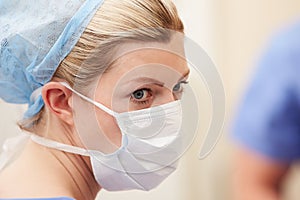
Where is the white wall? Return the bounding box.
[0,103,25,146]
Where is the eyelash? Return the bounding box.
[132,99,150,105]
[173,81,189,93]
[130,81,189,105]
[130,88,152,105]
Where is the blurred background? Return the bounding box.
[1,0,300,199]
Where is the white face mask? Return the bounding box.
[31,82,184,191]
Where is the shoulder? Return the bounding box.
[254,20,300,81]
[268,20,300,55]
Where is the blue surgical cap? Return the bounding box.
[0,0,105,119]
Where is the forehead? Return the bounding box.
[108,40,188,82]
[116,49,186,69]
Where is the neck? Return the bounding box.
[0,120,101,199]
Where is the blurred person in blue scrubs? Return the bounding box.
[232,20,300,200]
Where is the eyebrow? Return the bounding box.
[122,68,190,88]
[181,69,190,80]
[123,77,165,88]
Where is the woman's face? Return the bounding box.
[76,37,189,152]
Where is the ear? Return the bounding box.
[41,82,74,125]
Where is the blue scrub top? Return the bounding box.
[232,20,300,163]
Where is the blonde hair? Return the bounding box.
[19,0,184,132]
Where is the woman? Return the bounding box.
[0,0,190,199]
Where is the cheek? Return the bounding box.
[95,109,122,148]
[92,76,123,149]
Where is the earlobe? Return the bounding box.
[41,82,74,125]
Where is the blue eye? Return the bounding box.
[132,89,146,100]
[173,81,188,92]
[173,83,181,92]
[131,88,152,105]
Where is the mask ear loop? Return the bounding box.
[31,134,90,157]
[60,82,117,116]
